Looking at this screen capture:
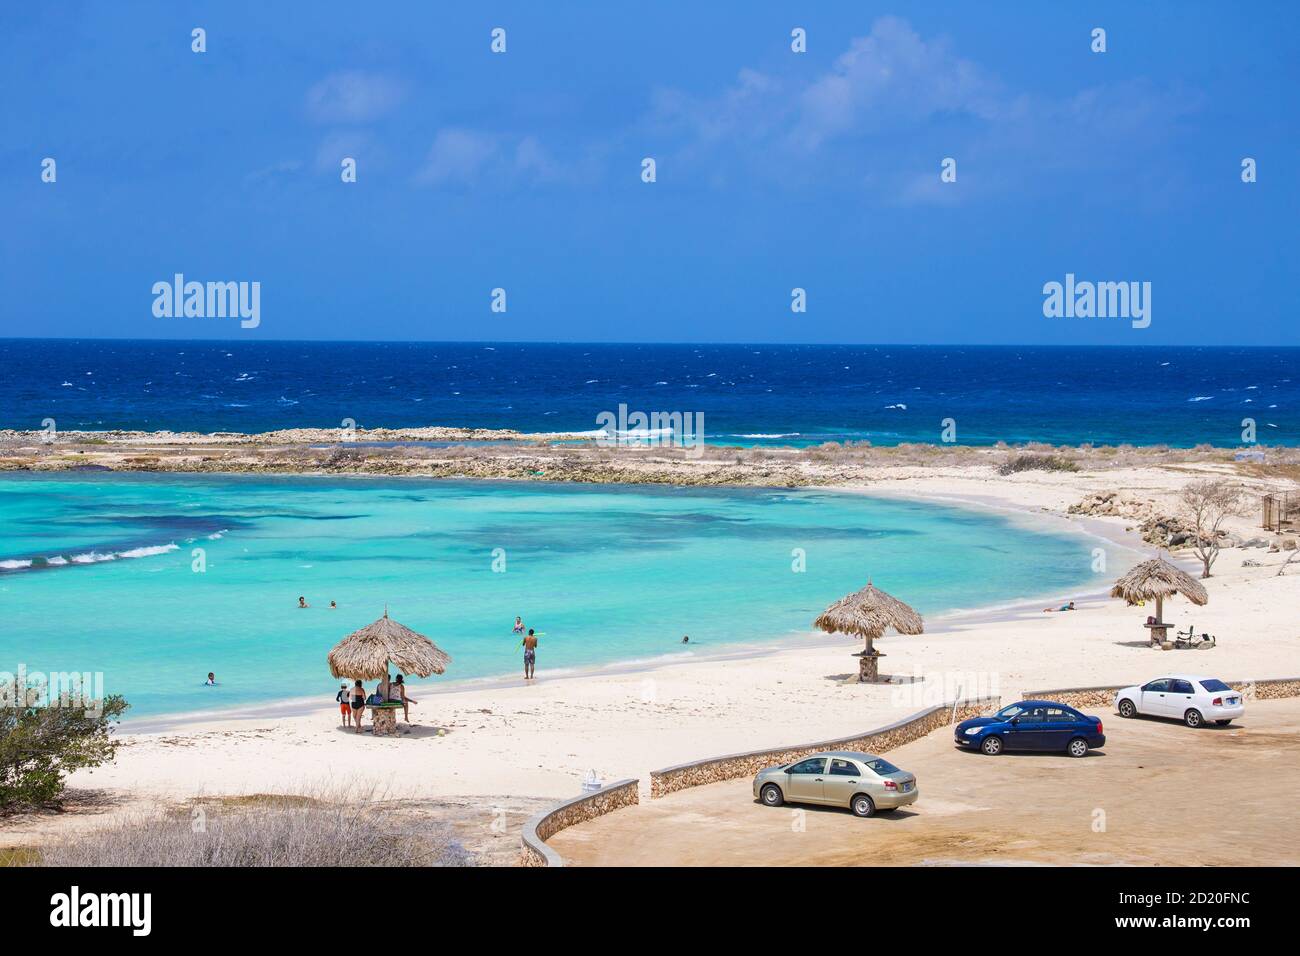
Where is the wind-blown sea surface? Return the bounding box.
[0,473,1123,718]
[2,340,1296,446]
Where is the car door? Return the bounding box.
[1168,679,1196,719]
[785,757,827,804]
[1140,679,1173,716]
[823,757,864,807]
[1005,706,1046,750]
[1040,707,1077,751]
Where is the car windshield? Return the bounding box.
[1199,679,1231,692]
[863,758,900,775]
[995,705,1026,720]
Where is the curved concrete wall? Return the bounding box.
[649,696,1000,799]
[519,778,639,867]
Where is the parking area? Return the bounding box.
[548,697,1300,866]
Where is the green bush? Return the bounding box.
[0,694,128,810]
[996,454,1079,476]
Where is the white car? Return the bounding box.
[1114,675,1245,728]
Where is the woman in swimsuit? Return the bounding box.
[350,679,366,733]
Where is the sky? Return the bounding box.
[1,1,1297,345]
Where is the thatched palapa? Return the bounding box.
[814,581,923,682]
[328,610,451,681]
[1110,557,1208,637]
[1110,557,1207,620]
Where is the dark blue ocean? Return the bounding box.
[1,340,1296,446]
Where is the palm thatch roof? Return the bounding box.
[814,581,924,640]
[1109,557,1208,607]
[327,610,452,680]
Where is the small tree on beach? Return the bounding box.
[1178,478,1248,579]
[0,691,128,810]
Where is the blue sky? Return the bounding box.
[1,1,1296,345]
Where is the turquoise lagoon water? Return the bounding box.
[0,474,1108,718]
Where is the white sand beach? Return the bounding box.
[4,460,1297,857]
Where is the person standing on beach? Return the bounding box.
[350,679,366,733]
[336,682,351,727]
[523,628,538,680]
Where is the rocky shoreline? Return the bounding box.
[3,428,1297,490]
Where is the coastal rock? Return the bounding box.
[1067,491,1157,521]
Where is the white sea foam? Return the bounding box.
[737,433,800,439]
[118,544,180,559]
[1188,395,1214,402]
[0,559,33,570]
[71,551,116,564]
[46,556,69,566]
[616,427,676,439]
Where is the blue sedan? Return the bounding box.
[955,700,1105,758]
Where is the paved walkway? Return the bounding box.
[549,697,1300,866]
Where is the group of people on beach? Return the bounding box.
[336,674,415,733]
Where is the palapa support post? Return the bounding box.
[369,706,398,736]
[857,652,879,683]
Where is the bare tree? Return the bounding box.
[1178,479,1249,578]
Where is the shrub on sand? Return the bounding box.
[35,794,472,867]
[996,454,1079,476]
[0,693,128,811]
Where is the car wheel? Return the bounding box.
[1215,719,1231,726]
[760,783,784,808]
[1067,737,1089,758]
[980,735,1003,756]
[851,794,876,818]
[1184,709,1204,728]
[1118,699,1137,719]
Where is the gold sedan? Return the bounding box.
[752,751,918,817]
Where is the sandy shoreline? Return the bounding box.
[3,440,1298,859]
[118,480,1154,734]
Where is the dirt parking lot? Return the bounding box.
[549,697,1300,866]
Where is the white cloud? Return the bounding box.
[416,129,499,185]
[794,16,1004,148]
[243,160,303,186]
[306,71,402,123]
[415,130,570,187]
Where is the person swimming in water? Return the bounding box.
[205,672,216,686]
[681,635,690,644]
[298,596,309,608]
[513,616,525,634]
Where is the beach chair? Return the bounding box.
[1174,624,1216,649]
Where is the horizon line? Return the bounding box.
[2,337,1298,350]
